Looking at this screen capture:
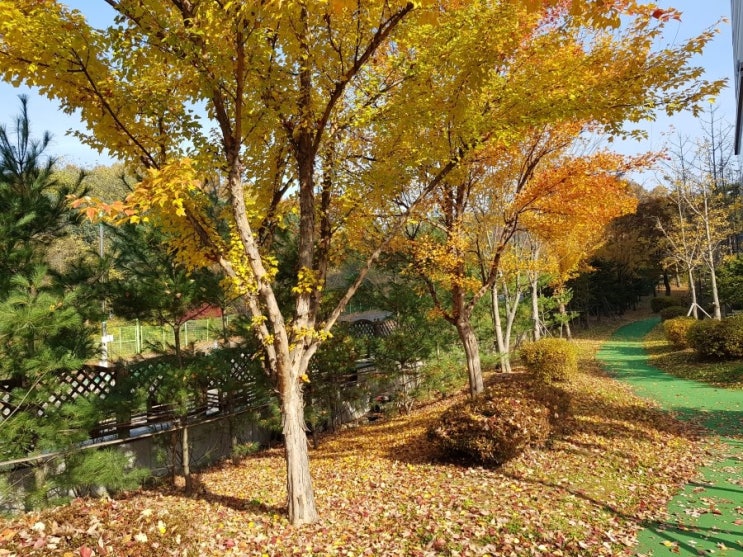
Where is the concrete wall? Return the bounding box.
[0,410,273,514]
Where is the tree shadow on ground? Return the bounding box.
[194,489,285,515]
[145,451,289,516]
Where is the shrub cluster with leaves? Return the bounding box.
[659,305,687,321]
[662,316,696,349]
[519,338,578,383]
[650,296,687,313]
[428,380,551,466]
[688,315,743,360]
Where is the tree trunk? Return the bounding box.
[558,301,572,340]
[688,268,699,319]
[701,187,722,320]
[491,283,511,373]
[709,268,722,320]
[281,377,318,525]
[170,430,178,487]
[182,421,195,494]
[662,270,672,296]
[173,324,182,368]
[705,240,722,320]
[456,320,484,397]
[530,274,541,341]
[221,309,229,342]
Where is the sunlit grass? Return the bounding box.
[644,323,743,389]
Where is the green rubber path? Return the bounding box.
[596,318,743,556]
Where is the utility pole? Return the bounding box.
[99,222,111,367]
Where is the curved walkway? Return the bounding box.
[597,318,743,556]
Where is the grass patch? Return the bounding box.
[644,323,743,389]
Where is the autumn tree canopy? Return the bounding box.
[0,0,724,525]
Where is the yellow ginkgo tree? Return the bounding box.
[0,0,723,525]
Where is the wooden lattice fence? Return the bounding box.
[0,316,396,452]
[0,349,270,443]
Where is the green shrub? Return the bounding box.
[686,317,743,360]
[720,315,743,358]
[651,296,686,313]
[663,317,696,348]
[519,338,578,383]
[659,306,687,322]
[56,449,149,498]
[428,386,550,466]
[688,319,724,358]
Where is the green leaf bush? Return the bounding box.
[688,315,743,359]
[659,305,687,321]
[663,317,696,349]
[428,384,550,466]
[519,338,578,383]
[651,296,687,313]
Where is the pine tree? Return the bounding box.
[0,98,142,508]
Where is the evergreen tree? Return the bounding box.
[0,98,142,508]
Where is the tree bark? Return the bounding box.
[491,282,511,373]
[456,320,484,397]
[173,324,182,368]
[182,422,195,494]
[662,270,672,296]
[281,378,318,525]
[558,300,572,340]
[530,273,541,341]
[688,268,699,319]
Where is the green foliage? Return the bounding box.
[520,338,578,383]
[717,256,743,309]
[0,100,116,508]
[307,326,365,432]
[105,222,226,362]
[428,383,551,466]
[659,305,687,321]
[0,96,87,290]
[55,449,149,498]
[663,317,696,349]
[538,289,578,333]
[0,394,148,509]
[0,99,96,385]
[567,257,655,320]
[645,322,743,388]
[650,296,686,313]
[413,349,469,402]
[231,442,261,460]
[688,315,743,360]
[371,317,437,373]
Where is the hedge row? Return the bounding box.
[664,314,743,359]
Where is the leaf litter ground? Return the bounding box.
[0,324,720,557]
[598,318,743,556]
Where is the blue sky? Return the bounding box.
[0,1,735,181]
